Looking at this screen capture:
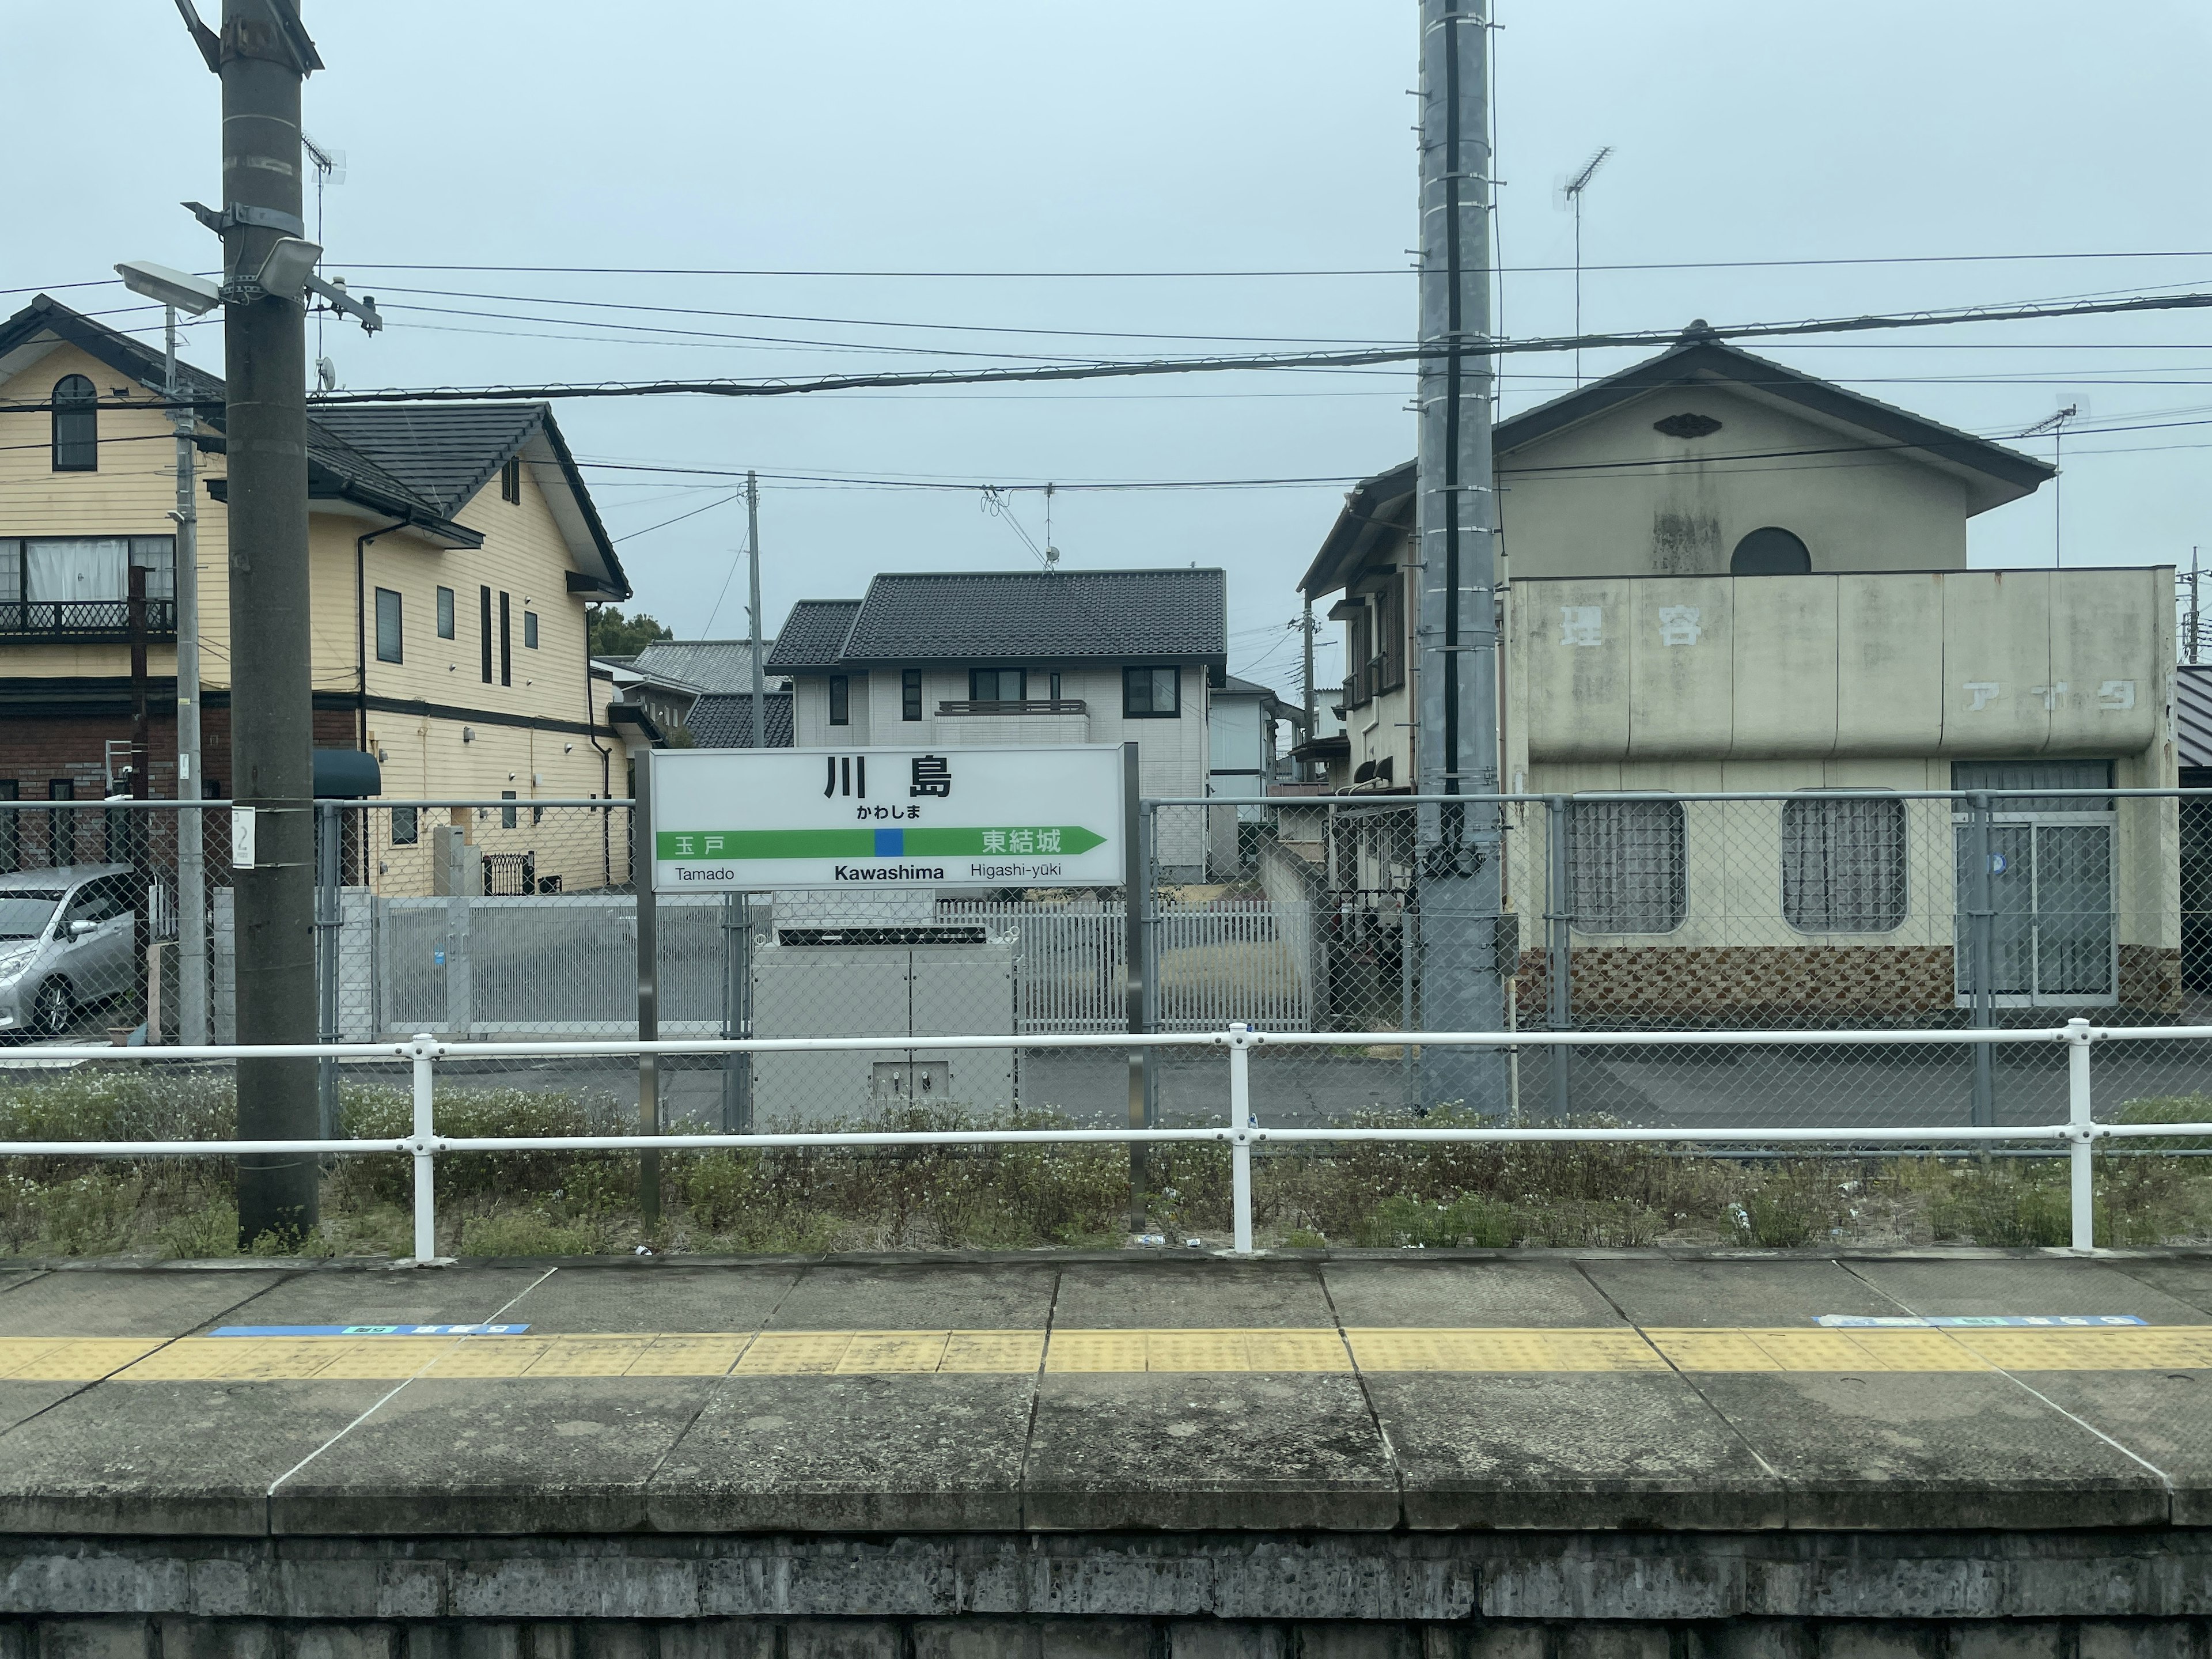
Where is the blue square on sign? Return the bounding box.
[874,828,905,857]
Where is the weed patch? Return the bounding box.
[2,1069,2208,1257]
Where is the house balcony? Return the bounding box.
[933,698,1089,745]
[0,600,177,642]
[935,699,1088,717]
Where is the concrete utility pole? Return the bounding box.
[1300,599,1316,781]
[1414,0,1509,1112]
[747,472,765,748]
[168,306,209,1046]
[185,0,326,1243]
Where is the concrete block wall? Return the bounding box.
[6,1616,2211,1659]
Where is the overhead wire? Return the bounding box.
[268,288,2212,408]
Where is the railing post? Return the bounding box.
[1228,1021,1254,1255]
[410,1032,440,1264]
[2066,1017,2096,1252]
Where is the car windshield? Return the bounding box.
[0,894,63,941]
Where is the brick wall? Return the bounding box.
[0,707,357,801]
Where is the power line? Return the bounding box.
[322,249,2212,279]
[279,288,2212,408]
[366,284,1402,347]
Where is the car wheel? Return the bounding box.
[31,979,72,1037]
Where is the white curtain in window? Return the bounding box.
[1782,794,1907,931]
[1569,799,1686,933]
[25,538,128,603]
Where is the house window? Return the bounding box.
[501,789,518,830]
[501,457,522,504]
[1346,607,1374,705]
[374,588,403,664]
[970,668,1026,703]
[523,609,539,650]
[1568,798,1686,934]
[1123,665,1180,718]
[51,376,97,472]
[0,781,17,872]
[828,675,850,726]
[498,592,512,686]
[436,586,455,640]
[1782,793,1907,932]
[1374,577,1405,689]
[0,537,175,615]
[479,587,494,683]
[1048,671,1062,701]
[105,805,135,866]
[46,779,75,867]
[392,805,419,846]
[1730,527,1811,575]
[902,669,923,721]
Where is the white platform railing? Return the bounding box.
[3,1020,2208,1259]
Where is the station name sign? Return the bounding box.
[648,744,1126,893]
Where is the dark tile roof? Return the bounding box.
[629,639,779,695]
[309,404,545,518]
[836,569,1227,668]
[2180,665,2212,770]
[684,692,793,749]
[764,600,862,672]
[0,300,628,596]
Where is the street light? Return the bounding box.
[116,259,218,1046]
[113,261,220,317]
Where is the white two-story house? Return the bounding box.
[763,569,1228,877]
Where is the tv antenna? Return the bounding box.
[2018,403,2081,566]
[301,131,345,365]
[1556,145,1612,388]
[980,486,1056,570]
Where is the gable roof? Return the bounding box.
[836,569,1227,670]
[764,600,863,673]
[0,296,628,596]
[628,638,781,695]
[1297,325,2056,598]
[310,403,544,518]
[684,691,794,749]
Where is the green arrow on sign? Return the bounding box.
[657,825,1108,861]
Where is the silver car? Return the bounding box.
[0,864,142,1037]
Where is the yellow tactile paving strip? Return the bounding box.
[5,1324,2210,1384]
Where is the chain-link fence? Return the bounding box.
[1147,790,2212,1132]
[5,790,2207,1141]
[0,798,1133,1133]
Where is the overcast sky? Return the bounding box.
[12,2,2212,692]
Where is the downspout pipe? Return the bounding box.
[586,612,616,888]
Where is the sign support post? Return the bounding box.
[636,748,660,1225]
[1122,741,1146,1237]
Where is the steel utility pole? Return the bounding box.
[747,472,765,748]
[1415,0,1509,1113]
[187,0,325,1243]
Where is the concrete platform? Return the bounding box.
[1,1248,2210,1539]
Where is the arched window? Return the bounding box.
[1730,527,1810,575]
[51,375,97,472]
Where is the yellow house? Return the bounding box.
[0,294,641,893]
